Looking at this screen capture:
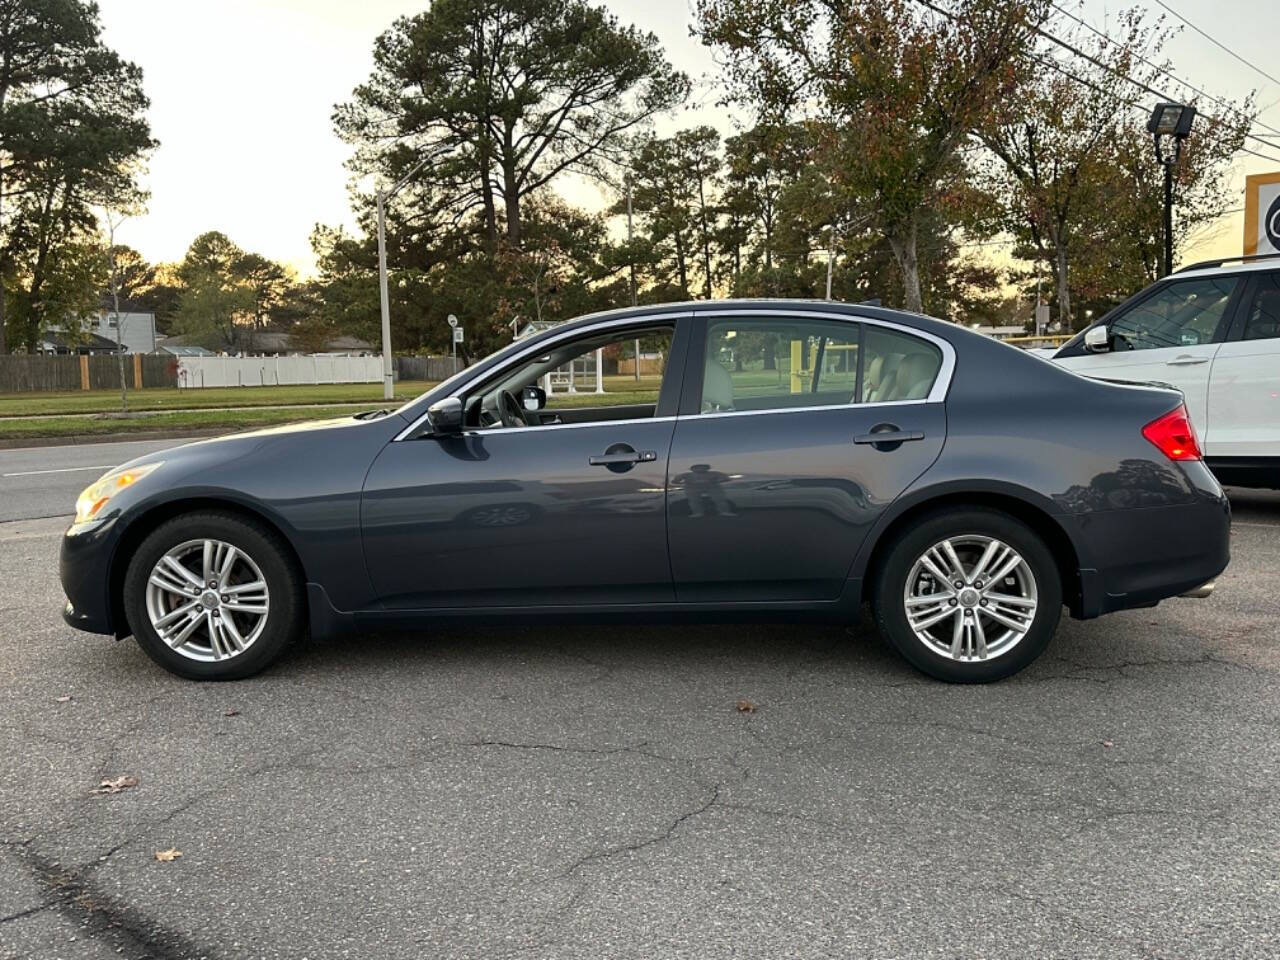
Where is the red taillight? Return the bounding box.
[1142,404,1202,461]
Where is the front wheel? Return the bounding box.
[873,508,1062,683]
[122,511,305,680]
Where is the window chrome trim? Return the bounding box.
[393,305,957,440]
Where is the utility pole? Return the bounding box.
[626,174,639,381]
[376,149,443,401]
[106,213,127,414]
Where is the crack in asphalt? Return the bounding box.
[555,782,724,880]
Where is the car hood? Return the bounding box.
[110,413,388,476]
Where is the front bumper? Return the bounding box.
[59,517,121,636]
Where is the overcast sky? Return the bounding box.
[96,0,1280,275]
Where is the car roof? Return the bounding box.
[1170,253,1280,280]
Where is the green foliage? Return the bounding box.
[0,0,155,352]
[172,232,297,352]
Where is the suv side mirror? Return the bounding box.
[1084,325,1110,353]
[426,397,463,434]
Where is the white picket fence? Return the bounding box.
[176,355,382,389]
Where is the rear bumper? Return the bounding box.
[1070,496,1231,618]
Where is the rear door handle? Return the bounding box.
[589,450,657,466]
[1166,355,1209,366]
[854,430,924,445]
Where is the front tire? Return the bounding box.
[122,511,305,680]
[873,508,1062,683]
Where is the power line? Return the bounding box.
[1030,14,1280,158]
[1049,2,1280,141]
[1150,0,1280,91]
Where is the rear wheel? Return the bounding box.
[873,508,1062,683]
[122,511,305,680]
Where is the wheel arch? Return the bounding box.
[108,496,309,638]
[855,485,1085,617]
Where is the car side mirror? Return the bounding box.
[1084,325,1110,353]
[522,385,546,411]
[426,397,464,434]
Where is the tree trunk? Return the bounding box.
[674,231,688,297]
[478,142,499,254]
[1051,228,1072,329]
[697,173,713,299]
[501,123,520,247]
[888,215,923,314]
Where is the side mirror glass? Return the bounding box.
[1084,325,1110,353]
[426,397,463,434]
[522,385,546,412]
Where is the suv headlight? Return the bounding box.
[74,462,164,525]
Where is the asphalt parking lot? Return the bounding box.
[2,443,1279,959]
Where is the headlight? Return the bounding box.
[73,462,163,525]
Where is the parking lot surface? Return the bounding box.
[2,453,1278,959]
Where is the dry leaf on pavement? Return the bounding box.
[154,848,182,862]
[736,699,757,713]
[55,695,72,703]
[92,775,139,795]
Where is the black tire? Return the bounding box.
[122,510,305,680]
[872,507,1062,683]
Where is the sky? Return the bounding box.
[94,0,1280,276]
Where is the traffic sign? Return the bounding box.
[447,314,458,328]
[453,327,464,343]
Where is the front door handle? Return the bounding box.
[1166,355,1209,366]
[589,449,657,466]
[854,430,925,445]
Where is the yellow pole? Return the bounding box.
[790,340,802,393]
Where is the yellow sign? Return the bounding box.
[1243,171,1280,256]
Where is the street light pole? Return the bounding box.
[375,149,444,402]
[1147,103,1197,277]
[376,190,393,401]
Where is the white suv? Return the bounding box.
[1047,255,1280,489]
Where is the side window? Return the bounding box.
[1110,277,1238,351]
[859,327,943,403]
[1242,273,1280,341]
[701,319,861,413]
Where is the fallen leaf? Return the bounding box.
[154,848,182,862]
[223,709,240,717]
[55,695,72,703]
[1101,740,1114,748]
[92,775,138,795]
[736,699,756,713]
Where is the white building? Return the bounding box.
[94,306,157,353]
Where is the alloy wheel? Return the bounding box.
[144,538,270,663]
[902,534,1038,662]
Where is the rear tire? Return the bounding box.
[122,511,305,680]
[873,507,1062,683]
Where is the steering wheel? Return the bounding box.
[497,389,528,429]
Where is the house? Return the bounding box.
[36,331,121,355]
[243,331,374,356]
[93,302,157,353]
[155,340,216,357]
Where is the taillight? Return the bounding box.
[1142,404,1202,461]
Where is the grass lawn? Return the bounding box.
[0,404,391,441]
[0,381,437,417]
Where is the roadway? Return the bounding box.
[2,438,1279,959]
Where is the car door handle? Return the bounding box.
[854,430,924,445]
[1166,355,1209,366]
[589,450,657,466]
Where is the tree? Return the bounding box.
[696,0,1049,312]
[977,9,1252,327]
[335,0,689,252]
[0,0,154,351]
[170,232,294,353]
